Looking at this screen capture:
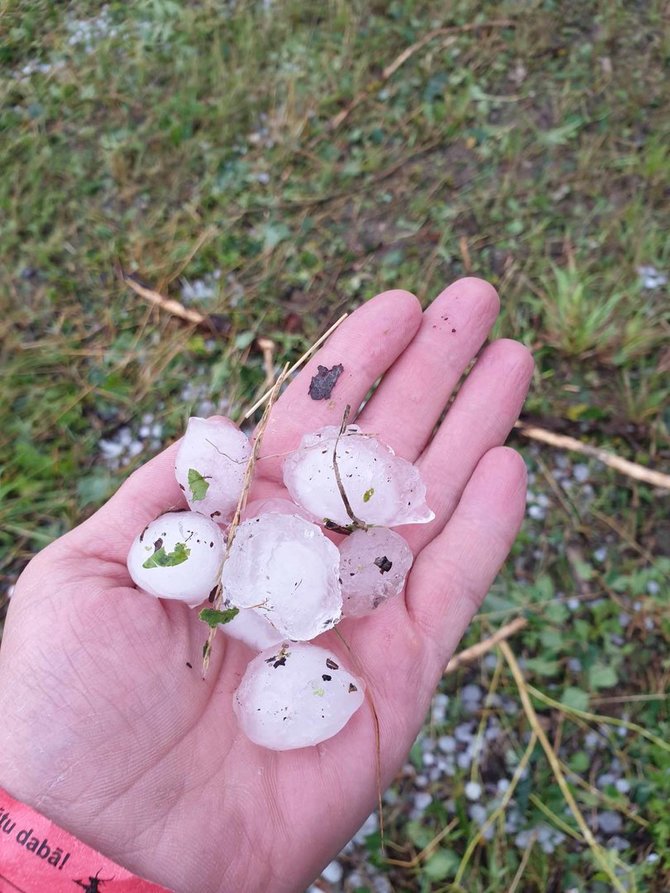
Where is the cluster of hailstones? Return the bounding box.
[127,417,434,751]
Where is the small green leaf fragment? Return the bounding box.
[142,542,191,569]
[363,487,374,502]
[188,468,210,501]
[199,606,240,628]
[313,687,325,697]
[560,686,590,712]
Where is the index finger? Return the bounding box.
[257,289,422,481]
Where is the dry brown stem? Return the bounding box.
[516,422,670,490]
[444,617,527,674]
[499,640,628,893]
[243,312,348,419]
[201,364,289,675]
[120,268,230,336]
[328,19,513,131]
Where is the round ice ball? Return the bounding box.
[127,510,225,607]
[220,606,284,651]
[222,513,342,641]
[283,425,434,528]
[174,416,251,521]
[340,527,413,618]
[233,642,365,750]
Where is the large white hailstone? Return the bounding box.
[283,425,434,528]
[241,497,308,522]
[174,416,251,521]
[339,527,413,618]
[222,513,342,640]
[220,606,284,651]
[233,642,365,750]
[127,511,224,606]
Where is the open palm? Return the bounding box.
[0,279,533,893]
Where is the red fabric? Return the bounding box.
[0,788,173,892]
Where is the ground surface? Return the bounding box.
[1,1,669,891]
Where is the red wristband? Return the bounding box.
[0,787,173,893]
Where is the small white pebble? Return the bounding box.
[598,811,623,834]
[353,813,379,843]
[584,731,601,750]
[469,803,487,825]
[438,735,456,754]
[598,773,617,789]
[593,546,607,563]
[455,722,475,743]
[615,778,630,794]
[573,463,589,483]
[646,580,660,595]
[607,836,629,851]
[413,792,432,811]
[528,504,546,521]
[321,860,343,884]
[514,831,531,849]
[567,596,580,611]
[464,781,482,801]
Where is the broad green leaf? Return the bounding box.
[526,657,560,677]
[588,663,618,690]
[199,606,240,627]
[423,849,459,881]
[142,542,190,569]
[188,467,210,501]
[561,686,590,712]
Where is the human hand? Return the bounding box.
[0,279,533,893]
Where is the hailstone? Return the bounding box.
[283,425,434,528]
[233,642,365,750]
[222,513,342,640]
[174,416,251,521]
[220,606,284,651]
[127,511,224,606]
[339,527,413,618]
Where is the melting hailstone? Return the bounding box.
[174,416,251,521]
[283,425,434,528]
[233,642,365,750]
[220,607,284,651]
[222,513,342,640]
[127,511,224,607]
[339,527,413,618]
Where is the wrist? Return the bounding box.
[0,785,173,892]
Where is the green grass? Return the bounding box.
[1,0,669,889]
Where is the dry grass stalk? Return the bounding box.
[119,267,231,336]
[328,20,513,131]
[201,363,289,676]
[499,640,629,893]
[243,312,348,419]
[516,422,670,490]
[257,337,276,391]
[453,730,538,886]
[121,269,207,325]
[444,617,527,674]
